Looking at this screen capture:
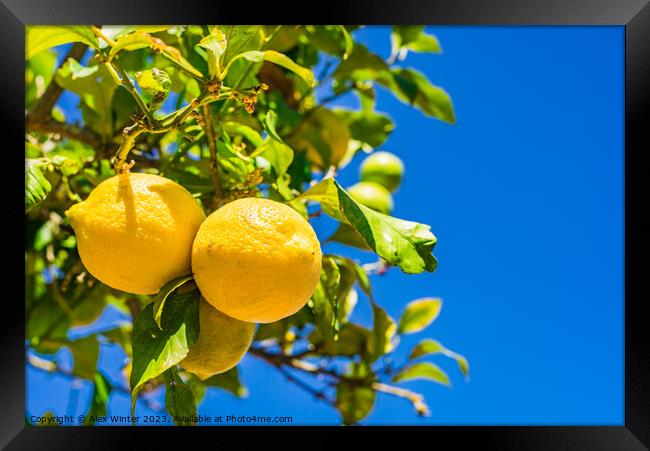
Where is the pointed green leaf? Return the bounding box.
[130,290,200,395]
[308,256,341,340]
[409,339,470,378]
[25,159,52,211]
[393,361,450,386]
[223,50,315,87]
[334,109,394,148]
[68,336,100,380]
[366,302,397,362]
[263,110,283,143]
[377,68,455,123]
[152,275,195,330]
[202,366,247,397]
[409,338,444,359]
[398,298,442,334]
[26,26,98,59]
[296,178,437,274]
[198,28,227,78]
[252,138,294,179]
[164,366,198,425]
[84,372,112,424]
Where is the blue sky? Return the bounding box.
[27,25,624,425]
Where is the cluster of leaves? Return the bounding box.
[25,25,467,425]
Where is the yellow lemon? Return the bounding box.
[65,172,206,295]
[289,108,351,169]
[191,197,322,323]
[181,298,255,380]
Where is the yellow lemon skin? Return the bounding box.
[65,172,206,295]
[181,299,255,380]
[191,197,322,323]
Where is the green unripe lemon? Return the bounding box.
[359,151,404,192]
[347,181,394,215]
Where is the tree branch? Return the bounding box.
[371,382,430,416]
[26,119,106,151]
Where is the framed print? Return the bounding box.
[3,0,649,448]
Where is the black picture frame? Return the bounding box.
[5,1,648,448]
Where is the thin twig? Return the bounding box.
[371,382,430,416]
[110,57,155,127]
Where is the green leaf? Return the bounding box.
[366,302,397,362]
[338,26,354,60]
[130,290,200,397]
[198,28,227,78]
[407,34,442,53]
[108,32,153,58]
[164,366,198,425]
[333,44,388,82]
[135,68,171,111]
[109,32,203,79]
[308,256,341,340]
[252,138,294,179]
[296,178,438,274]
[84,372,112,424]
[223,50,315,87]
[102,26,173,41]
[409,338,444,359]
[202,366,247,397]
[55,59,117,138]
[377,68,455,123]
[263,110,283,143]
[68,336,100,380]
[152,275,195,330]
[336,379,375,425]
[222,121,264,147]
[334,109,394,148]
[26,26,98,59]
[409,339,470,379]
[328,222,372,251]
[393,361,450,386]
[391,26,442,56]
[215,26,264,67]
[25,159,52,211]
[310,323,368,357]
[398,298,443,335]
[135,68,171,94]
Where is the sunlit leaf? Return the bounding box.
[26,26,98,58]
[68,335,100,380]
[334,109,394,148]
[409,339,470,378]
[366,302,397,362]
[25,159,52,211]
[393,361,450,386]
[130,290,200,396]
[398,298,442,335]
[164,366,198,425]
[296,178,437,274]
[152,275,195,330]
[224,50,315,87]
[202,366,247,397]
[309,256,341,340]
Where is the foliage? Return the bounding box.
[25,25,467,425]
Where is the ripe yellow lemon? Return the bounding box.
[191,197,322,323]
[181,298,255,380]
[65,172,206,295]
